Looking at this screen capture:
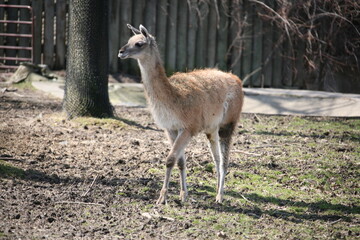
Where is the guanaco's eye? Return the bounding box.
[135,42,145,48]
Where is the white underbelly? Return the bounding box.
[150,103,184,130]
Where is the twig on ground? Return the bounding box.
[330,218,342,225]
[251,145,281,149]
[241,194,254,205]
[232,150,262,157]
[141,210,175,222]
[55,201,105,207]
[82,175,98,197]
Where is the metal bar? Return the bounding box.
[0,33,32,38]
[0,65,18,69]
[0,45,32,50]
[0,56,32,61]
[0,4,34,69]
[0,4,32,10]
[0,20,33,24]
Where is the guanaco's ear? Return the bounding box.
[127,24,141,35]
[139,25,150,39]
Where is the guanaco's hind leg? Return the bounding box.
[206,128,225,203]
[207,123,235,203]
[157,129,191,204]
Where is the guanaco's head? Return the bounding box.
[118,24,156,60]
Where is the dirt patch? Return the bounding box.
[1,87,359,239]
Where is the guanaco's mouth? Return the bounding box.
[118,52,128,59]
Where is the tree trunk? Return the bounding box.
[63,0,113,119]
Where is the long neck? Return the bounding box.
[137,47,173,104]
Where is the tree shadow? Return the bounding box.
[0,97,61,112]
[190,185,358,223]
[254,129,360,143]
[0,159,159,202]
[0,161,62,184]
[1,160,357,224]
[115,116,162,132]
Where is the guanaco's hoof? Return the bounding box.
[215,194,223,203]
[179,190,188,202]
[156,189,167,205]
[156,196,167,205]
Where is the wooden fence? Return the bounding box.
[109,0,303,88]
[0,0,315,89]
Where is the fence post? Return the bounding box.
[166,0,178,73]
[44,0,54,68]
[187,0,198,70]
[261,0,274,87]
[206,2,217,67]
[6,0,19,66]
[19,0,31,60]
[55,0,66,69]
[130,0,144,75]
[229,0,243,77]
[216,0,229,71]
[32,0,42,65]
[109,0,120,73]
[241,0,253,86]
[251,2,263,87]
[119,0,132,73]
[156,0,168,64]
[195,2,208,68]
[144,0,157,36]
[0,0,4,59]
[176,0,187,71]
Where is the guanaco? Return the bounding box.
[119,24,244,204]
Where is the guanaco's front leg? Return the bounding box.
[157,129,191,204]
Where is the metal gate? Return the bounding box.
[0,4,34,69]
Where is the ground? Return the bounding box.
[0,86,359,239]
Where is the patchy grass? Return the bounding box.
[1,89,359,240]
[71,116,128,130]
[144,116,360,239]
[12,80,36,90]
[0,160,25,178]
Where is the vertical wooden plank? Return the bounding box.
[187,0,198,70]
[44,0,54,68]
[156,0,168,62]
[19,0,31,60]
[271,26,283,87]
[282,38,293,88]
[262,0,274,87]
[251,1,263,87]
[0,0,5,59]
[32,0,42,64]
[130,0,145,75]
[216,0,229,71]
[166,0,178,73]
[206,1,217,67]
[241,0,253,87]
[144,0,157,36]
[293,40,306,88]
[229,0,242,77]
[119,0,132,73]
[55,0,66,69]
[109,0,121,73]
[6,0,19,65]
[132,0,145,29]
[195,1,208,68]
[176,0,187,71]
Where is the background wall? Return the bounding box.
[1,0,359,93]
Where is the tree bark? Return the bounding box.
[63,0,113,119]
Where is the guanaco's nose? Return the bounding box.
[118,48,125,58]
